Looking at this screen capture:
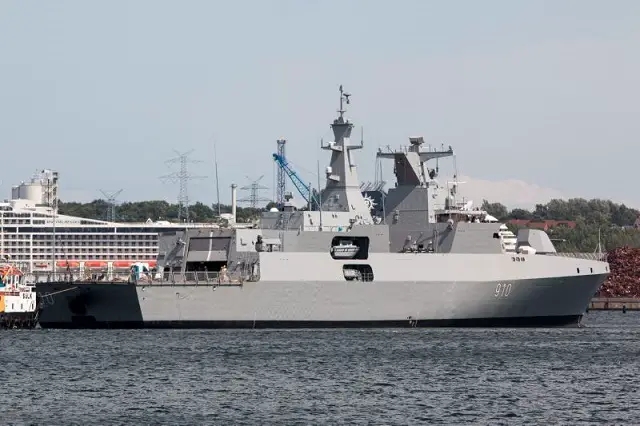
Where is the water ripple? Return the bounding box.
[0,311,638,425]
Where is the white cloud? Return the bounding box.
[457,175,565,210]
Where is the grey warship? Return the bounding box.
[35,86,609,328]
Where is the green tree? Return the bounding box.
[481,200,509,220]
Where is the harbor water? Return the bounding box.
[2,311,639,425]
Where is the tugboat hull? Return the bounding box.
[0,311,39,329]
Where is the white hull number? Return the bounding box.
[495,283,512,298]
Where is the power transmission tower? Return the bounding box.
[276,139,286,207]
[100,189,123,222]
[239,175,270,208]
[160,150,207,221]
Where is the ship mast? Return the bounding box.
[317,85,373,224]
[338,84,350,119]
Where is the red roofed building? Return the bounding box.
[508,219,577,231]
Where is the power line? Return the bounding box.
[100,189,123,222]
[160,150,207,221]
[239,175,270,208]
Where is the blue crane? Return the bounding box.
[272,153,320,206]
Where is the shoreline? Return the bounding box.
[589,297,640,311]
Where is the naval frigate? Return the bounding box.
[35,86,609,328]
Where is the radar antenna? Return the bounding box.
[338,84,351,119]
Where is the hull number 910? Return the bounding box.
[495,283,512,298]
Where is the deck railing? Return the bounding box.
[546,252,608,261]
[27,270,251,286]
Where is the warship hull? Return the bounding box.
[33,86,611,329]
[35,273,606,329]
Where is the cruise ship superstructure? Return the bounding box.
[35,86,610,328]
[0,170,216,277]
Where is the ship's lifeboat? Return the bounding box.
[113,261,133,269]
[56,260,80,268]
[34,263,49,268]
[84,261,108,269]
[0,265,24,277]
[330,240,360,259]
[147,261,157,268]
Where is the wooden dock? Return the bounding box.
[589,298,640,311]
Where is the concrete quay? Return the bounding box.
[589,298,640,311]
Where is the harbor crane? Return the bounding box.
[272,153,320,207]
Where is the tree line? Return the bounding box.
[58,197,640,253]
[481,198,640,252]
[58,200,263,224]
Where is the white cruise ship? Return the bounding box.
[0,170,222,275]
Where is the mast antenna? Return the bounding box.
[338,84,351,119]
[595,227,603,255]
[213,140,221,216]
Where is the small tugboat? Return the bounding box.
[0,257,39,329]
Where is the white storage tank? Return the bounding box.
[18,182,43,204]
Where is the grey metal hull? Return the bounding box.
[36,273,606,328]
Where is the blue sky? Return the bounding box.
[1,0,638,208]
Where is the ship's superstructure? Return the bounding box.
[35,86,610,329]
[0,170,221,276]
